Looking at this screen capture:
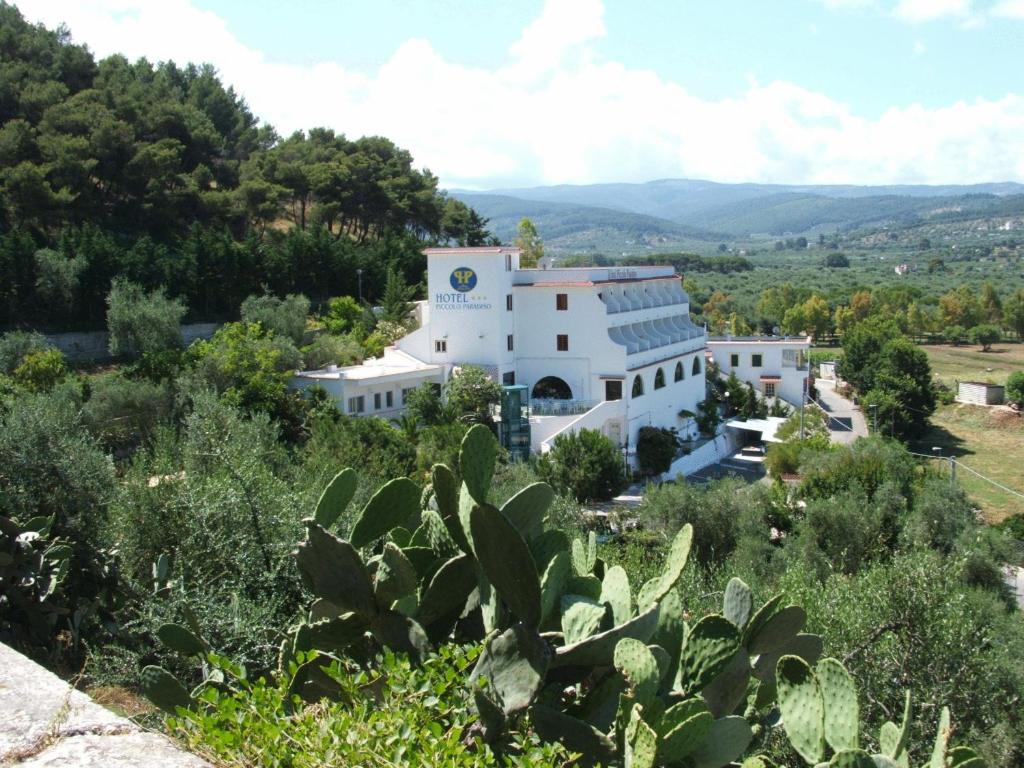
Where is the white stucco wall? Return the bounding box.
[514,284,622,401]
[425,247,518,379]
[709,339,811,405]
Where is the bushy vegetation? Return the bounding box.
[537,428,628,501]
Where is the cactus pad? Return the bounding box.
[624,704,658,768]
[460,424,498,504]
[296,523,377,616]
[431,463,470,554]
[531,704,617,767]
[500,481,554,540]
[562,595,607,645]
[691,715,753,768]
[747,604,806,655]
[470,503,542,627]
[818,657,859,752]
[701,650,752,718]
[314,468,357,528]
[416,553,477,627]
[929,707,951,768]
[600,565,632,627]
[677,614,742,693]
[530,529,570,570]
[723,576,753,630]
[540,551,571,625]
[614,638,660,705]
[642,524,694,609]
[308,613,368,653]
[827,749,875,768]
[658,698,713,763]
[777,654,826,764]
[141,665,193,713]
[741,593,783,647]
[368,609,430,662]
[374,542,418,607]
[471,623,550,715]
[554,604,661,668]
[156,623,207,657]
[349,477,421,549]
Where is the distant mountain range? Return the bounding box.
[451,179,1024,253]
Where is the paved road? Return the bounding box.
[813,379,869,444]
[687,453,766,484]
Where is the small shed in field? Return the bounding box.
[957,381,1004,405]
[819,361,837,380]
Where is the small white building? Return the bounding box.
[956,381,1004,406]
[706,336,812,406]
[291,347,444,419]
[294,246,708,464]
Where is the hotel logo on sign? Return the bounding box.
[450,267,477,292]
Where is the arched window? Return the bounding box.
[692,356,701,376]
[631,375,644,398]
[674,361,684,382]
[654,368,666,390]
[532,376,573,400]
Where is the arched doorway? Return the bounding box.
[532,376,573,400]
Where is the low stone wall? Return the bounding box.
[44,323,220,363]
[660,430,741,481]
[0,643,209,767]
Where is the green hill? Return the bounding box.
[453,193,725,254]
[457,180,1024,239]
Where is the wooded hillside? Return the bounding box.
[0,2,492,329]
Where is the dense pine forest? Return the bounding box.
[0,2,492,330]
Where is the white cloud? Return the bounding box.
[992,0,1024,16]
[894,0,971,21]
[16,0,1024,187]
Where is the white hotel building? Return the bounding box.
[293,246,709,461]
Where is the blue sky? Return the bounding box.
[18,0,1024,188]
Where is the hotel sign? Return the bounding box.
[436,266,491,310]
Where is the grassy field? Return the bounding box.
[920,341,1024,387]
[911,404,1024,523]
[915,343,1024,523]
[811,342,1024,523]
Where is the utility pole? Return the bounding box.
[949,455,956,491]
[799,390,805,441]
[869,403,878,433]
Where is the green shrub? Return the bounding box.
[184,321,301,417]
[536,427,627,501]
[775,551,1024,767]
[0,330,50,374]
[109,393,305,677]
[635,426,677,476]
[1005,370,1024,407]
[0,390,118,658]
[81,374,174,455]
[799,437,916,503]
[901,475,975,555]
[300,332,362,370]
[168,647,571,768]
[106,278,186,360]
[637,477,746,565]
[240,292,311,346]
[12,347,68,392]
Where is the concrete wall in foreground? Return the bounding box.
[0,642,209,767]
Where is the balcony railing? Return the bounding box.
[529,399,598,417]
